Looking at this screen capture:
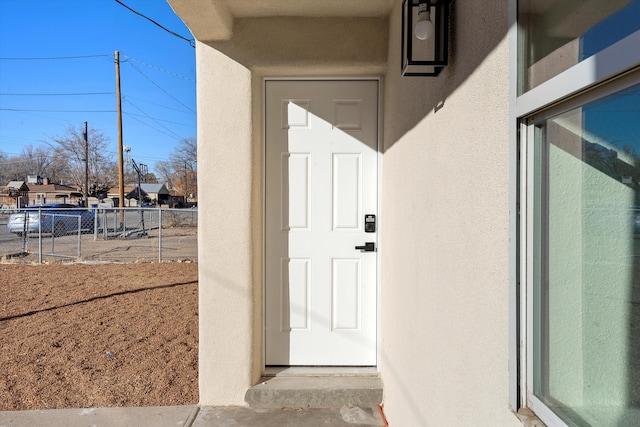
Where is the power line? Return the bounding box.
[101,149,170,164]
[1,106,193,125]
[0,53,195,116]
[0,92,113,96]
[123,56,194,82]
[122,101,180,139]
[124,112,183,142]
[124,95,194,114]
[114,0,195,48]
[0,135,42,143]
[0,156,54,166]
[125,111,194,126]
[126,61,195,113]
[0,54,112,60]
[0,108,115,113]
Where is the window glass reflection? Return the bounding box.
[534,84,640,426]
[518,0,639,94]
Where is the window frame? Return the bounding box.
[510,1,640,423]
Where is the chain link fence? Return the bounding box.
[0,207,197,264]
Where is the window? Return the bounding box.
[518,0,639,94]
[516,1,640,426]
[526,83,640,426]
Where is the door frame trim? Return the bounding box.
[261,77,384,373]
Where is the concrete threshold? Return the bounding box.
[264,366,379,377]
[245,369,383,409]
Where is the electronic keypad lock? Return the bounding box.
[365,214,376,233]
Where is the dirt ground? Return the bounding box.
[0,262,198,410]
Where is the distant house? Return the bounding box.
[2,179,83,208]
[125,186,148,203]
[133,183,170,205]
[166,191,186,208]
[1,181,30,209]
[26,179,83,206]
[7,181,29,192]
[107,186,137,207]
[107,183,170,207]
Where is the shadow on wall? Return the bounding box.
[382,0,511,153]
[197,0,511,156]
[203,16,389,74]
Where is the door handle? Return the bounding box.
[355,242,376,252]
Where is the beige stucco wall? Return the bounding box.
[195,44,259,405]
[194,14,389,406]
[184,0,523,424]
[379,1,521,425]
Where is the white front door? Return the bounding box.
[265,80,379,366]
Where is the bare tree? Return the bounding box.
[155,137,197,200]
[0,145,58,183]
[21,144,56,178]
[0,150,12,183]
[47,124,118,195]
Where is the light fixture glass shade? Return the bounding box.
[415,11,434,40]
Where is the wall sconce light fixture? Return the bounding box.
[402,0,452,77]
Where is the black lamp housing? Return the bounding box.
[401,0,452,77]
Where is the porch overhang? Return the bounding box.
[167,0,394,42]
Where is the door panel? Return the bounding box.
[265,80,378,366]
[333,153,362,230]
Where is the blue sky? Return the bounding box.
[0,0,196,175]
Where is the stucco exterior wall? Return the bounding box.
[186,0,524,423]
[194,14,389,406]
[195,43,259,405]
[379,1,521,425]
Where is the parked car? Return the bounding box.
[7,204,96,236]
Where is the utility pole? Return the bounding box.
[115,51,125,227]
[83,121,89,208]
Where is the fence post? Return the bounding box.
[50,213,55,260]
[77,216,82,259]
[158,208,162,262]
[38,207,42,264]
[21,210,28,253]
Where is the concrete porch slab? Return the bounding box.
[0,405,386,427]
[193,406,384,427]
[0,405,199,427]
[244,376,383,409]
